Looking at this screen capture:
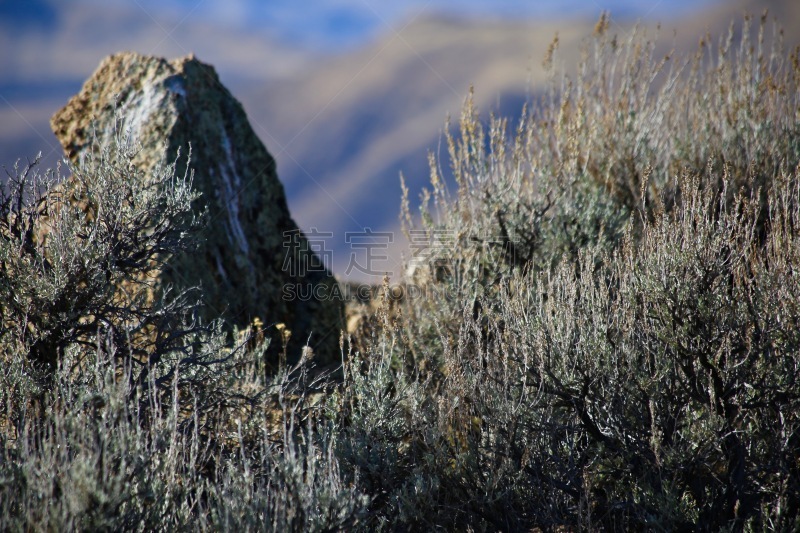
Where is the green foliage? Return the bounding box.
[0,136,199,378]
[0,136,369,531]
[387,12,800,531]
[0,326,369,531]
[483,169,800,529]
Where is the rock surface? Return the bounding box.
[51,52,343,365]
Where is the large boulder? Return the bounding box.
[51,52,343,365]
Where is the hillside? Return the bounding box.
[1,0,797,279]
[230,0,800,278]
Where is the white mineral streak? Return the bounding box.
[218,126,250,255]
[209,167,236,251]
[121,83,161,141]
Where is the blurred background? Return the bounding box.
[1,0,796,281]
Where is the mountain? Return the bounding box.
[66,0,725,49]
[243,0,800,279]
[1,0,797,281]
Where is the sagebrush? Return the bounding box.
[2,12,799,532]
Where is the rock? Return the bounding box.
[51,52,343,365]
